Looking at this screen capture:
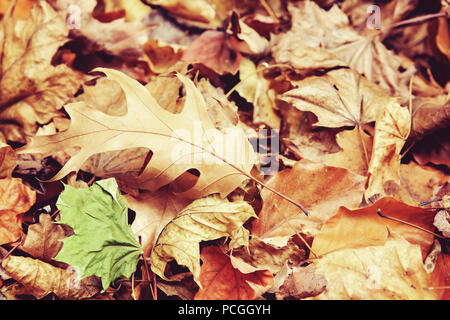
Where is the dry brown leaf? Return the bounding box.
[21,213,68,262]
[19,68,256,199]
[0,142,16,178]
[194,246,273,300]
[126,189,191,257]
[1,255,100,299]
[49,0,150,59]
[365,102,410,201]
[144,0,221,27]
[411,95,450,138]
[0,178,36,245]
[231,237,306,275]
[281,68,394,128]
[311,197,436,258]
[276,264,327,300]
[251,161,365,246]
[0,0,34,18]
[182,30,244,75]
[278,103,340,163]
[0,0,84,142]
[395,162,449,206]
[311,233,441,300]
[272,1,415,96]
[325,127,373,177]
[237,58,281,129]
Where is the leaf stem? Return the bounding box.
[377,209,447,240]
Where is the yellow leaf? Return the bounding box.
[365,102,411,201]
[150,195,256,285]
[311,233,440,300]
[1,255,100,299]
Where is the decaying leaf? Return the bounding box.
[0,142,16,178]
[0,0,84,142]
[276,264,327,300]
[150,195,256,285]
[0,178,36,245]
[365,101,411,201]
[311,233,441,300]
[231,237,306,275]
[1,255,101,299]
[281,68,394,128]
[21,213,68,262]
[273,1,415,97]
[194,246,273,300]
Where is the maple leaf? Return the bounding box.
[194,246,273,300]
[18,68,256,199]
[365,101,411,201]
[311,197,436,258]
[325,127,373,177]
[0,178,36,245]
[54,178,143,290]
[311,233,441,300]
[237,58,281,129]
[281,68,394,128]
[251,161,365,246]
[272,1,415,97]
[150,195,256,285]
[0,0,84,143]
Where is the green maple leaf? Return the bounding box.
[54,178,143,290]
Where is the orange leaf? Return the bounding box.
[251,161,365,246]
[0,0,34,19]
[0,178,36,244]
[182,30,243,75]
[312,197,436,258]
[194,246,273,300]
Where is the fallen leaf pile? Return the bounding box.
[0,0,449,300]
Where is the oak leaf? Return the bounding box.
[0,178,36,245]
[194,246,273,300]
[18,68,256,199]
[150,195,256,285]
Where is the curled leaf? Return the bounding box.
[150,195,256,285]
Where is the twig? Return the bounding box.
[377,209,448,240]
